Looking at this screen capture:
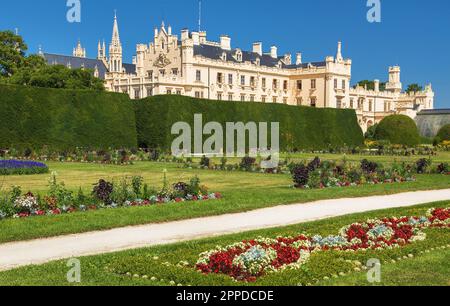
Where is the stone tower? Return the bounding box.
[386,66,402,93]
[108,12,123,73]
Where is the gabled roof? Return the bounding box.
[193,44,326,70]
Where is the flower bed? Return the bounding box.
[0,172,222,221]
[196,208,450,282]
[291,157,416,189]
[0,160,49,175]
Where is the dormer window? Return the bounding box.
[221,52,227,61]
[235,49,243,62]
[255,58,260,66]
[277,61,282,69]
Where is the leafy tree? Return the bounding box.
[0,30,104,91]
[405,83,423,94]
[0,30,27,77]
[354,80,386,91]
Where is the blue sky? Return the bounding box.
[1,0,449,108]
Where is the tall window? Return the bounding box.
[217,92,223,101]
[228,94,233,101]
[250,76,256,87]
[297,80,302,90]
[240,94,246,102]
[273,96,277,103]
[310,97,317,107]
[342,79,346,90]
[262,78,266,89]
[250,95,255,102]
[134,89,140,99]
[228,74,233,85]
[283,80,288,91]
[195,91,201,98]
[334,79,338,89]
[311,79,316,89]
[262,96,266,103]
[336,98,342,109]
[350,99,354,109]
[273,79,278,90]
[172,68,178,76]
[196,70,201,81]
[217,73,223,84]
[241,75,246,86]
[369,100,373,112]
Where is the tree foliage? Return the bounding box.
[0,30,27,77]
[0,31,104,90]
[355,80,386,91]
[405,84,423,94]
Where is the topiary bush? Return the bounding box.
[374,115,420,146]
[436,124,450,142]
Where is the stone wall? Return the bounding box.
[415,109,450,137]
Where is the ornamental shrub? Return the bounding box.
[374,115,420,146]
[361,159,378,174]
[92,179,114,205]
[239,156,256,171]
[436,124,450,142]
[415,158,431,174]
[292,164,309,187]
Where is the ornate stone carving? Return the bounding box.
[153,53,171,68]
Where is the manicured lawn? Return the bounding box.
[0,160,449,243]
[0,202,448,286]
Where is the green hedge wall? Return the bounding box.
[0,84,137,150]
[134,95,364,151]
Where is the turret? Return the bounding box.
[386,66,402,93]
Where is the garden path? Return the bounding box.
[1,189,450,271]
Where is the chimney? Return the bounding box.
[296,53,302,65]
[168,25,172,35]
[220,35,231,50]
[181,29,189,41]
[253,42,262,56]
[192,32,200,45]
[154,28,158,39]
[374,79,380,92]
[199,31,207,44]
[270,46,277,59]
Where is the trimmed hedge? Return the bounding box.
[374,115,420,146]
[134,95,364,151]
[436,124,450,141]
[0,84,137,150]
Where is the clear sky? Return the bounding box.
[1,0,449,108]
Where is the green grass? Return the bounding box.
[0,160,450,243]
[0,202,448,286]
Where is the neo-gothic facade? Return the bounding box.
[43,15,435,132]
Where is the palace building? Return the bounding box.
[42,14,435,132]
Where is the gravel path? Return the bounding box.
[1,189,449,271]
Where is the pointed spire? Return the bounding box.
[111,11,121,46]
